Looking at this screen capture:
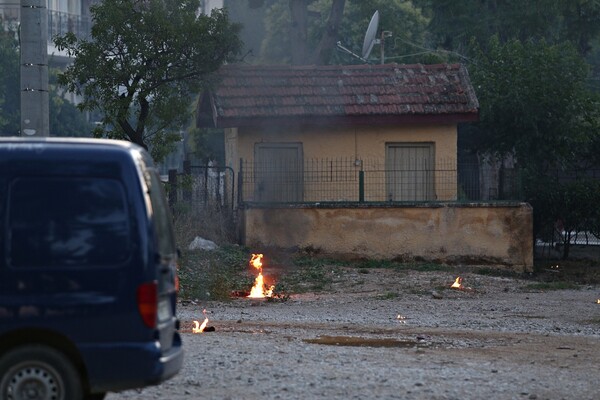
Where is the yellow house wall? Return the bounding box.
[225,124,457,203]
[242,203,534,272]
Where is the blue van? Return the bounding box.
[0,138,183,399]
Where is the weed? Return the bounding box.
[377,291,400,300]
[353,259,452,272]
[402,262,452,272]
[277,263,335,293]
[178,245,250,301]
[474,267,519,278]
[357,259,398,269]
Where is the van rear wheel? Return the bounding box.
[0,345,83,400]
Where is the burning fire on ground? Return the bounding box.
[451,277,463,289]
[192,309,210,333]
[450,276,473,292]
[247,253,275,299]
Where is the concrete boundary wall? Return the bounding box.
[241,203,533,272]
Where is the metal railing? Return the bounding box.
[238,158,521,204]
[48,9,92,40]
[167,163,235,210]
[0,5,91,41]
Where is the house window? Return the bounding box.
[386,143,435,201]
[254,143,303,202]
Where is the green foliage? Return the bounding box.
[278,262,334,292]
[48,69,94,137]
[0,28,20,135]
[469,37,599,169]
[259,1,292,64]
[178,246,249,301]
[424,0,600,57]
[54,0,243,161]
[186,127,226,164]
[260,0,430,65]
[466,36,600,258]
[0,23,91,137]
[528,176,600,259]
[335,0,431,64]
[353,258,450,272]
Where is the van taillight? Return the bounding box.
[137,281,158,328]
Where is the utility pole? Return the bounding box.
[20,0,49,136]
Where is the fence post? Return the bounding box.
[203,161,209,205]
[238,158,244,205]
[359,170,365,202]
[183,160,192,202]
[216,170,222,208]
[168,169,177,208]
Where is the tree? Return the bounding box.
[0,28,20,135]
[421,0,600,57]
[468,37,600,172]
[54,0,243,160]
[260,0,345,65]
[0,23,91,137]
[334,0,431,64]
[48,69,95,137]
[468,37,600,257]
[260,0,430,65]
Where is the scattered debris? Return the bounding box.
[188,236,218,251]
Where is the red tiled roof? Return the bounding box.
[197,63,479,128]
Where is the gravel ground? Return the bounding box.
[107,267,600,400]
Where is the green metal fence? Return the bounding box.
[239,158,521,204]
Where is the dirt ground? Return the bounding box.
[107,266,600,400]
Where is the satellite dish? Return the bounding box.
[361,10,380,60]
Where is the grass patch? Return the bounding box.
[352,259,452,272]
[474,267,519,278]
[399,262,453,272]
[178,245,250,301]
[278,259,336,293]
[178,247,339,300]
[377,291,400,300]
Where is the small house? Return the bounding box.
[197,63,533,270]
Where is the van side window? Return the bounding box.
[146,171,175,256]
[0,177,5,265]
[7,177,131,268]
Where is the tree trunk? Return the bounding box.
[289,0,308,65]
[309,0,345,65]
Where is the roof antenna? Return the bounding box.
[336,11,391,64]
[361,10,380,62]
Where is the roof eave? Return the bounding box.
[210,112,479,129]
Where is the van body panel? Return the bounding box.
[0,138,183,395]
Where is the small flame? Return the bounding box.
[247,254,275,298]
[250,253,263,270]
[597,299,600,304]
[193,309,208,333]
[451,277,463,289]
